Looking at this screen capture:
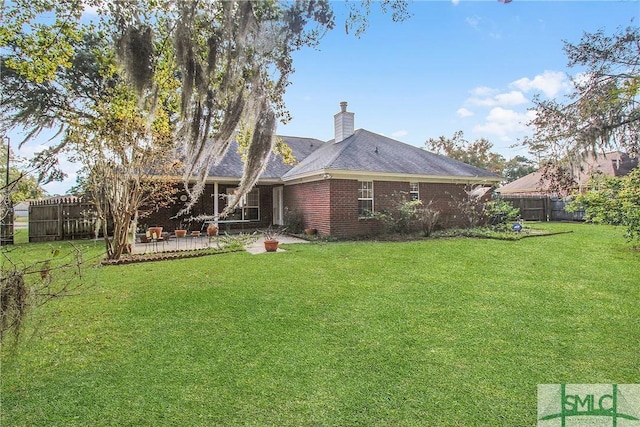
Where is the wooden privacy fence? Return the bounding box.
[500,195,584,222]
[501,196,550,221]
[29,198,99,242]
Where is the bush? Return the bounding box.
[485,199,520,229]
[373,192,422,235]
[283,207,304,234]
[417,201,440,237]
[569,168,640,245]
[447,186,491,229]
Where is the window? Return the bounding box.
[243,188,260,220]
[226,187,260,221]
[410,182,420,201]
[358,181,374,217]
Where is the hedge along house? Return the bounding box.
[146,102,502,237]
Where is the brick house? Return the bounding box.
[498,151,639,196]
[146,102,501,237]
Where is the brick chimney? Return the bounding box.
[334,101,354,143]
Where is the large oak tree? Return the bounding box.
[2,0,410,259]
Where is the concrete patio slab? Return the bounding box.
[244,235,310,254]
[131,234,309,255]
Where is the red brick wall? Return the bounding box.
[284,180,331,234]
[284,179,482,238]
[419,183,484,229]
[328,179,364,237]
[145,179,490,238]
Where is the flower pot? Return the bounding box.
[175,229,187,238]
[304,228,317,235]
[148,227,163,239]
[206,224,219,236]
[264,240,279,252]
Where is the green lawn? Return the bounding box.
[1,223,639,426]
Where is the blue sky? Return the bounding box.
[279,0,639,154]
[17,0,640,195]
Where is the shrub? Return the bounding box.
[569,168,640,245]
[447,186,491,229]
[283,207,304,234]
[417,201,440,237]
[485,199,520,229]
[373,192,422,235]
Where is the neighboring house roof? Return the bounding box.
[497,151,639,195]
[578,151,638,180]
[497,171,548,195]
[14,201,29,211]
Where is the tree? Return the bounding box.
[66,82,179,260]
[425,131,506,175]
[1,28,108,185]
[502,155,537,183]
[2,18,178,259]
[2,0,411,236]
[522,24,640,183]
[568,168,640,246]
[0,139,45,204]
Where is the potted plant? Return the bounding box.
[175,221,188,238]
[206,222,219,237]
[262,226,284,252]
[148,226,163,240]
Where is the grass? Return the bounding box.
[1,223,639,426]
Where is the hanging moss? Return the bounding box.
[117,25,154,95]
[0,269,29,341]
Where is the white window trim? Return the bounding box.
[410,182,420,201]
[358,181,374,218]
[226,187,260,221]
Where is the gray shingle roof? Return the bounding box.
[207,129,500,182]
[207,135,325,179]
[497,150,639,195]
[282,129,500,180]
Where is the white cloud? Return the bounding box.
[572,71,591,89]
[473,107,535,140]
[467,90,528,107]
[470,86,496,97]
[451,0,461,5]
[457,108,474,118]
[391,130,408,139]
[510,70,570,98]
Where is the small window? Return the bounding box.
[358,181,374,217]
[410,182,420,201]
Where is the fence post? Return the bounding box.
[57,202,63,240]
